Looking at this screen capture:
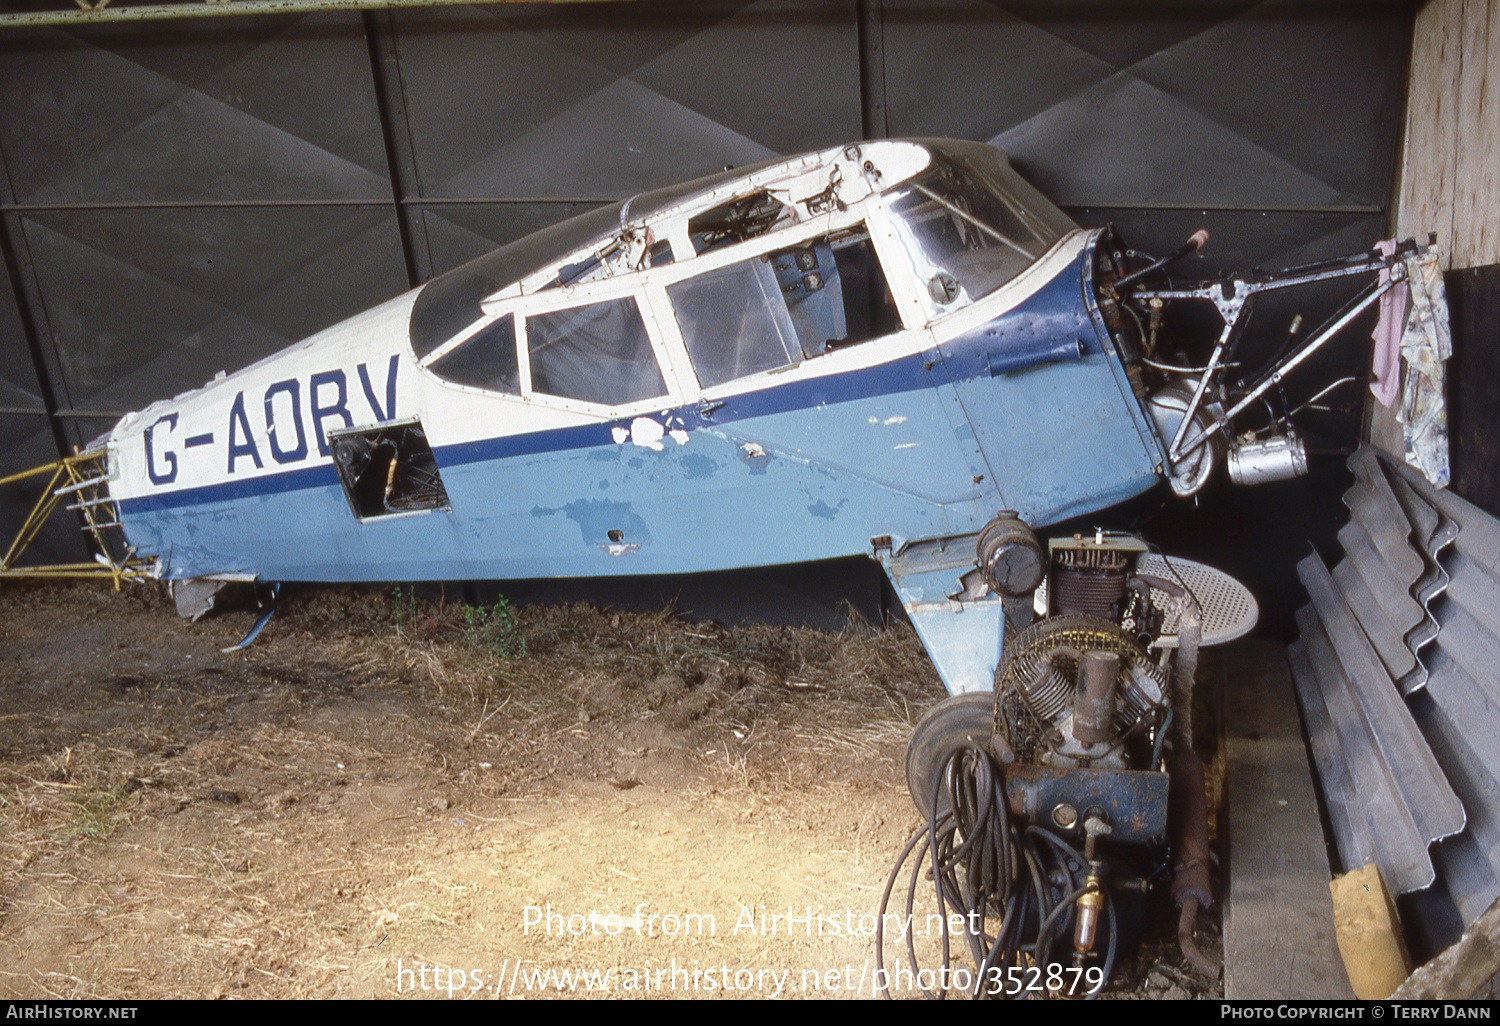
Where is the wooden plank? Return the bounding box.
[1223,639,1356,999]
[1397,0,1460,259]
[1455,0,1500,268]
[1398,0,1500,270]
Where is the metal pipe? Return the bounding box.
[1168,750,1220,981]
[1138,571,1202,744]
[1072,650,1119,746]
[1177,896,1221,982]
[0,0,641,31]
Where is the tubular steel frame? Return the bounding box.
[0,452,151,588]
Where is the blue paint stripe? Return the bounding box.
[123,462,340,513]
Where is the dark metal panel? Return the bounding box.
[884,0,1409,215]
[1122,0,1411,208]
[599,0,862,155]
[417,202,609,276]
[882,0,1116,144]
[997,75,1355,210]
[17,207,408,413]
[0,233,43,415]
[0,12,390,204]
[389,0,858,207]
[998,0,1261,73]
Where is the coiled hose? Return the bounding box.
[876,742,1116,1000]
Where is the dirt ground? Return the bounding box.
[0,580,1221,1000]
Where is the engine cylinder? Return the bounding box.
[1052,547,1131,619]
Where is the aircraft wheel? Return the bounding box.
[904,691,999,818]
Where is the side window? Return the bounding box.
[668,225,900,389]
[667,258,801,389]
[527,296,667,407]
[429,316,519,394]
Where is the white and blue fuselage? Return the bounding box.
[98,140,1168,588]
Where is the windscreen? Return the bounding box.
[885,143,1075,319]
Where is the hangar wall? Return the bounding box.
[0,0,1415,573]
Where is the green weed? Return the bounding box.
[462,596,526,661]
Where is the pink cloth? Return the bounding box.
[1369,239,1407,408]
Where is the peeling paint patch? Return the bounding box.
[681,453,717,479]
[895,442,919,450]
[741,442,766,458]
[630,417,665,451]
[611,426,629,444]
[532,499,651,552]
[669,428,689,446]
[807,498,846,521]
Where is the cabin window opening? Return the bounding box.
[428,316,520,394]
[669,224,899,389]
[775,231,900,358]
[527,296,667,407]
[331,422,449,520]
[669,258,802,388]
[688,191,791,255]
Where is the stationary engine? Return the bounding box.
[999,532,1172,773]
[887,518,1217,998]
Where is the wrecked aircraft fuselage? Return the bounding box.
[104,140,1162,588]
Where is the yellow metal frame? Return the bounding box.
[0,451,152,589]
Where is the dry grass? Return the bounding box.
[0,581,949,998]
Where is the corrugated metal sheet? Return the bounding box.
[1291,445,1500,936]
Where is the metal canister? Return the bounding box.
[1227,432,1308,485]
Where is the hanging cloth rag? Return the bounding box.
[1397,245,1452,488]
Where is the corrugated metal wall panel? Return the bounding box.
[1292,445,1500,952]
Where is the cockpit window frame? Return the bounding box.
[412,141,1073,408]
